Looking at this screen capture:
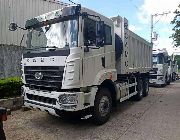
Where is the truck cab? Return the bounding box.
[149,49,169,86]
[18,5,152,124]
[22,5,114,113]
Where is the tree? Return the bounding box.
[171,4,180,47]
[175,55,180,70]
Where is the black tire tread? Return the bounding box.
[143,77,149,97]
[93,88,112,125]
[133,78,143,101]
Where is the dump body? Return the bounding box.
[111,16,152,74]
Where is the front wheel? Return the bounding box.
[167,75,171,85]
[162,75,168,87]
[93,88,112,125]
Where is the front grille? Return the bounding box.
[149,75,157,79]
[24,66,64,91]
[26,93,56,105]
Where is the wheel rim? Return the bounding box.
[139,81,143,96]
[99,96,110,117]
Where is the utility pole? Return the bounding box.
[150,14,153,44]
[150,12,171,44]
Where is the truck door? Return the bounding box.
[82,17,105,87]
[103,24,115,70]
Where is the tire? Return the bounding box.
[167,76,171,85]
[133,78,143,101]
[172,73,176,81]
[171,73,174,82]
[162,75,168,87]
[143,77,149,97]
[0,122,6,140]
[93,88,112,125]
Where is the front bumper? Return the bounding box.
[149,75,165,85]
[22,86,92,115]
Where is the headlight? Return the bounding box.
[159,69,163,74]
[58,94,78,105]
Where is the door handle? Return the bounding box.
[101,57,105,68]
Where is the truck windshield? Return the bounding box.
[153,56,158,64]
[27,19,78,50]
[153,54,164,64]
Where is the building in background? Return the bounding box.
[0,0,66,79]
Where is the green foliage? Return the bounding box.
[0,77,22,99]
[171,4,180,47]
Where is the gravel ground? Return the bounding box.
[3,81,180,140]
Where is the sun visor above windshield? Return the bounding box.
[25,5,81,29]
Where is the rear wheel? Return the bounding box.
[93,88,112,125]
[143,77,149,97]
[133,78,143,101]
[172,73,176,81]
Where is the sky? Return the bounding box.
[62,0,180,55]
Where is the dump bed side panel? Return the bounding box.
[128,31,152,74]
[112,16,152,74]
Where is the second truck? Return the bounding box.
[10,4,152,124]
[149,49,169,86]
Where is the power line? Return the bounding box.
[153,15,164,25]
[150,11,171,44]
[68,0,77,5]
[128,0,140,11]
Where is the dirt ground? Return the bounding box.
[3,81,180,140]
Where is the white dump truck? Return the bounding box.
[149,49,169,86]
[10,5,152,124]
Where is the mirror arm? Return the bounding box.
[89,46,100,49]
[18,26,27,30]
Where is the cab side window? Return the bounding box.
[158,55,164,64]
[104,25,112,45]
[84,18,112,46]
[84,18,96,46]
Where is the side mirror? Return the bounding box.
[9,23,18,31]
[98,21,105,37]
[81,12,88,19]
[75,4,81,15]
[167,60,171,63]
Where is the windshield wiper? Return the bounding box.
[46,46,58,49]
[26,46,58,50]
[25,46,59,53]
